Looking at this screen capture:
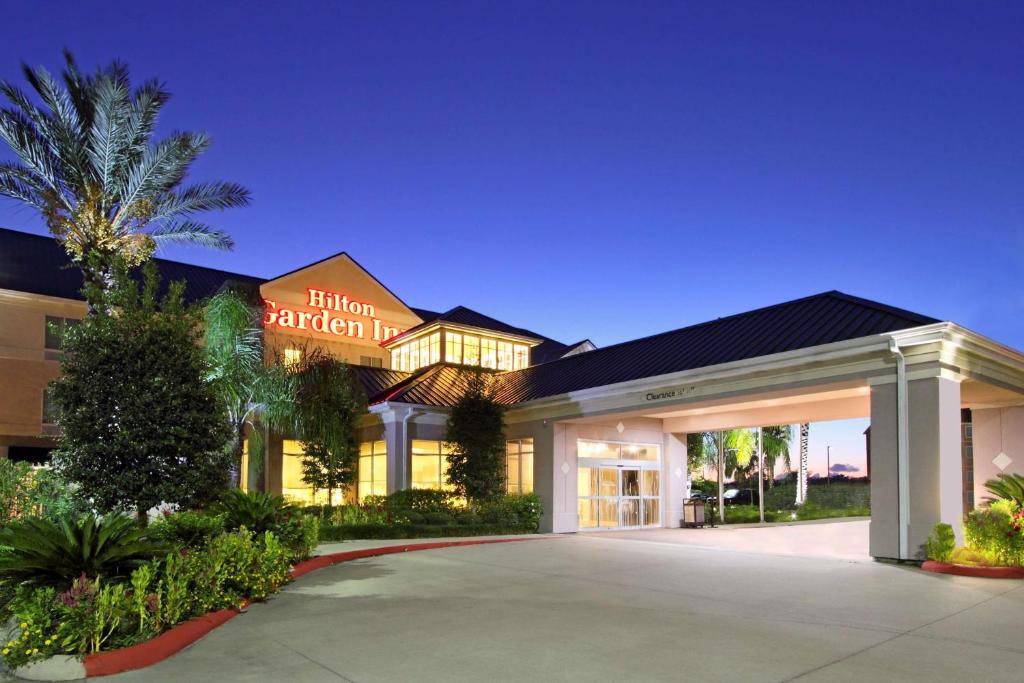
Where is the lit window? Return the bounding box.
[513,345,529,370]
[284,347,303,366]
[281,440,330,505]
[411,439,454,490]
[445,332,463,363]
[506,439,534,494]
[481,338,497,369]
[497,341,513,370]
[360,355,383,368]
[429,332,441,364]
[463,335,480,366]
[400,344,411,372]
[419,336,429,368]
[391,349,400,369]
[358,440,387,501]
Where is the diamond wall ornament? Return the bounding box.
[616,421,625,434]
[993,452,1013,472]
[560,462,571,475]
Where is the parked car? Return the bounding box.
[686,490,707,501]
[722,488,759,505]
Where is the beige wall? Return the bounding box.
[0,289,86,446]
[260,254,423,368]
[971,407,1024,506]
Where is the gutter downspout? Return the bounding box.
[889,339,910,560]
[399,407,422,490]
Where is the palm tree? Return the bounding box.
[204,290,296,489]
[795,423,809,505]
[760,425,793,488]
[0,51,249,306]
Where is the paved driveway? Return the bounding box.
[103,535,1022,683]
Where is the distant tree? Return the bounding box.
[445,371,506,502]
[0,51,249,307]
[760,425,793,488]
[293,353,366,506]
[204,290,297,489]
[50,264,232,522]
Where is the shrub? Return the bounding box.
[149,511,226,549]
[0,460,35,525]
[275,514,319,561]
[214,490,296,534]
[984,473,1024,506]
[925,523,956,563]
[0,513,164,591]
[950,546,993,567]
[386,488,458,513]
[963,499,1024,567]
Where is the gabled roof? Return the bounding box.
[374,291,940,408]
[0,227,265,303]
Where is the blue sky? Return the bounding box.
[1,3,1021,475]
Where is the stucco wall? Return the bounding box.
[971,407,1024,506]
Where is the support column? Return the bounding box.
[870,374,963,560]
[382,410,407,493]
[663,433,687,528]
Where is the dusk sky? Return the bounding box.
[3,3,1021,477]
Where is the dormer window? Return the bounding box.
[386,324,536,372]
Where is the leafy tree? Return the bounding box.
[759,425,793,488]
[293,353,366,506]
[444,371,506,502]
[204,290,297,489]
[0,51,249,306]
[50,264,232,521]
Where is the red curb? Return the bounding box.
[921,560,1024,579]
[82,536,542,677]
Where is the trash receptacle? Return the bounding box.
[681,498,706,528]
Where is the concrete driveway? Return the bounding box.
[102,534,1022,683]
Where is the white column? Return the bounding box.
[663,433,687,528]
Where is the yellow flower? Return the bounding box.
[18,623,26,629]
[2,648,9,655]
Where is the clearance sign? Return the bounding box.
[264,288,403,342]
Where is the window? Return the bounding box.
[578,440,658,461]
[411,439,453,490]
[514,344,530,369]
[360,355,383,368]
[481,337,497,369]
[44,316,80,359]
[463,335,480,365]
[391,332,442,372]
[506,439,534,494]
[281,440,330,505]
[283,347,303,367]
[358,440,387,501]
[497,341,513,370]
[42,387,59,425]
[445,332,463,363]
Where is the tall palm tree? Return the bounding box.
[796,423,809,505]
[204,290,296,489]
[0,51,249,306]
[760,425,793,488]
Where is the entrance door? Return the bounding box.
[578,455,661,530]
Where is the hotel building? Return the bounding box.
[3,226,1024,561]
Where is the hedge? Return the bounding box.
[319,523,536,541]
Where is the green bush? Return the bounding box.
[925,522,956,563]
[385,488,457,513]
[214,490,296,534]
[319,523,535,541]
[964,499,1024,567]
[149,511,226,549]
[795,501,870,521]
[0,513,164,591]
[984,473,1024,506]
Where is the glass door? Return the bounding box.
[578,464,661,529]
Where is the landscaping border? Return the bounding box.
[71,537,542,678]
[921,560,1024,579]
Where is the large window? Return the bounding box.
[443,332,530,371]
[411,439,453,490]
[390,332,441,372]
[576,439,661,530]
[281,440,330,505]
[44,316,80,360]
[358,440,387,501]
[506,439,534,494]
[578,440,658,461]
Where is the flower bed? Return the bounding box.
[921,561,1024,580]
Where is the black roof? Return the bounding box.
[0,227,265,303]
[374,291,940,407]
[349,365,412,398]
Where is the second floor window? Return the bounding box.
[44,316,80,358]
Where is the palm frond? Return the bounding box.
[149,219,233,249]
[115,131,208,222]
[152,181,251,220]
[86,73,130,199]
[0,161,46,207]
[20,63,89,193]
